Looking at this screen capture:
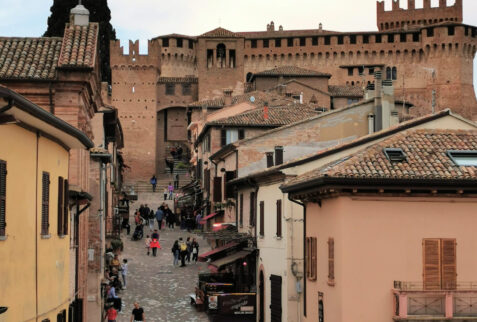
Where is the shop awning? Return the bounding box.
[209,251,252,271]
[198,242,239,262]
[199,212,218,224]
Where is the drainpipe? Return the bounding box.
[75,200,90,304]
[48,82,54,114]
[235,150,239,228]
[288,195,306,318]
[35,132,39,322]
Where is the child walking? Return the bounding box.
[121,259,128,290]
[145,235,151,256]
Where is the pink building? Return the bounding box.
[281,129,477,322]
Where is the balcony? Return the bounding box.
[393,282,477,320]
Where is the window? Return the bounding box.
[165,84,175,95]
[41,172,50,236]
[202,134,210,152]
[337,36,343,45]
[386,67,392,80]
[312,37,318,46]
[0,160,6,237]
[347,98,359,105]
[57,310,66,322]
[238,129,245,140]
[259,201,264,236]
[300,37,306,46]
[182,83,191,96]
[400,33,407,42]
[448,26,455,36]
[251,39,257,48]
[324,36,331,45]
[176,38,183,48]
[221,129,240,146]
[239,194,243,227]
[305,237,317,280]
[276,199,282,237]
[249,192,256,226]
[388,34,394,43]
[263,39,269,48]
[384,148,407,162]
[188,39,194,49]
[57,177,64,236]
[213,177,222,202]
[287,38,294,47]
[162,38,169,47]
[363,35,369,44]
[207,49,213,68]
[392,67,397,80]
[447,150,477,166]
[369,67,375,75]
[328,238,335,285]
[427,28,434,37]
[266,152,274,168]
[196,159,202,181]
[229,50,236,68]
[348,67,354,76]
[423,238,456,290]
[204,169,210,195]
[350,35,356,44]
[275,38,281,47]
[275,146,283,165]
[358,66,364,76]
[225,171,236,199]
[375,34,382,43]
[216,43,226,68]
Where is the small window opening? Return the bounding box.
[400,33,407,42]
[324,36,331,45]
[388,34,394,43]
[163,38,169,47]
[312,37,318,46]
[384,148,407,162]
[263,39,269,48]
[287,38,294,47]
[275,38,281,47]
[369,67,375,75]
[229,50,236,68]
[266,152,274,168]
[375,34,382,43]
[165,83,175,96]
[337,36,344,45]
[448,26,455,36]
[216,43,226,68]
[348,68,354,76]
[251,39,257,48]
[177,38,183,48]
[188,40,194,49]
[413,33,420,42]
[207,49,213,68]
[363,35,369,44]
[427,28,434,37]
[350,35,356,44]
[300,37,306,46]
[447,151,477,166]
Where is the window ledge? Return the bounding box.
[59,235,67,239]
[327,280,336,287]
[0,235,7,241]
[41,234,51,239]
[259,235,264,239]
[275,236,283,240]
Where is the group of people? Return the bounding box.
[104,253,128,317]
[171,237,199,267]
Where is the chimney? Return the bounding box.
[70,1,90,26]
[223,89,233,106]
[365,82,375,100]
[374,70,383,131]
[319,23,323,32]
[201,104,208,122]
[263,101,269,120]
[381,79,396,129]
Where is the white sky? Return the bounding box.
[0,0,476,92]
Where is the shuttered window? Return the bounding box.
[0,160,6,237]
[423,238,456,290]
[276,199,282,237]
[204,169,210,195]
[57,177,64,235]
[239,194,243,227]
[249,192,255,227]
[220,129,226,147]
[275,146,283,165]
[270,275,282,322]
[305,237,317,281]
[225,171,236,199]
[41,172,50,236]
[266,152,274,168]
[328,237,335,284]
[63,180,69,235]
[259,201,265,237]
[213,177,222,202]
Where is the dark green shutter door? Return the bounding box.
[270,275,282,322]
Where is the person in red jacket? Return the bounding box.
[150,235,161,257]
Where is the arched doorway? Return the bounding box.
[259,270,265,322]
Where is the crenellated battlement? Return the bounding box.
[377,0,462,31]
[110,39,161,68]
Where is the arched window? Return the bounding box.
[392,67,397,80]
[216,43,226,68]
[386,67,392,80]
[246,72,253,83]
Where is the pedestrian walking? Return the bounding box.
[121,259,128,289]
[145,235,151,256]
[130,302,145,322]
[150,175,157,192]
[174,174,179,189]
[150,229,160,257]
[163,204,173,229]
[148,209,154,231]
[179,237,187,267]
[155,207,164,230]
[186,237,192,263]
[168,182,174,200]
[106,284,122,312]
[107,305,118,322]
[171,240,180,266]
[163,187,168,201]
[191,238,199,263]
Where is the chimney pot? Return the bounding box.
[70,3,90,26]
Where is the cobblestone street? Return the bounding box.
[116,219,210,322]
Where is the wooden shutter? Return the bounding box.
[249,192,255,226]
[275,146,283,166]
[423,239,442,290]
[41,172,50,235]
[0,160,6,236]
[213,177,222,202]
[441,239,457,290]
[238,129,245,140]
[259,201,264,236]
[225,171,236,199]
[221,129,226,147]
[270,275,282,322]
[266,152,274,168]
[305,237,317,280]
[276,199,282,237]
[204,169,210,195]
[328,238,335,283]
[57,177,64,235]
[239,194,243,227]
[63,179,69,235]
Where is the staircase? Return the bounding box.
[164,158,190,176]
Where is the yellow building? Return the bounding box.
[0,86,93,322]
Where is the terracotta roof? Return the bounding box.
[210,103,319,127]
[152,33,197,40]
[254,66,331,78]
[188,91,293,109]
[328,85,364,98]
[283,129,477,189]
[58,23,99,68]
[157,77,198,84]
[200,27,241,38]
[0,37,62,80]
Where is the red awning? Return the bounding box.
[209,251,252,270]
[199,212,218,224]
[198,242,239,262]
[207,264,219,273]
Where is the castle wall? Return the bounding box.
[157,37,197,77]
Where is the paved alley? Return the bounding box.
[116,219,210,322]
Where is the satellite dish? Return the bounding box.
[250,96,256,103]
